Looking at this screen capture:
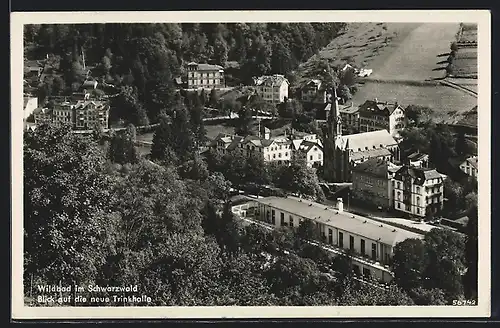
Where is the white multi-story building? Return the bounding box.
[74,100,110,130]
[294,140,324,168]
[392,165,446,219]
[358,99,406,137]
[253,74,289,105]
[248,196,424,283]
[186,62,225,90]
[52,102,75,127]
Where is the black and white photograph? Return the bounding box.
[11,10,491,319]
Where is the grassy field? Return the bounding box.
[351,81,477,124]
[294,23,421,86]
[368,23,460,81]
[297,22,477,124]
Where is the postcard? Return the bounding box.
[11,10,491,319]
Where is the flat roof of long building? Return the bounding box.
[254,196,425,246]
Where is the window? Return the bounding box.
[280,212,285,226]
[397,182,401,189]
[310,155,313,160]
[392,181,395,187]
[285,152,288,157]
[416,208,420,215]
[271,210,275,224]
[361,239,365,255]
[318,154,321,159]
[339,232,344,248]
[273,154,276,159]
[371,243,377,260]
[278,153,282,158]
[397,192,401,200]
[416,186,420,193]
[328,228,333,244]
[289,215,294,227]
[349,236,354,250]
[416,196,420,205]
[363,267,371,278]
[353,264,360,276]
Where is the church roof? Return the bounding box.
[339,130,398,151]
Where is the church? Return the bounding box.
[323,89,401,183]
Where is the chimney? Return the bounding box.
[336,198,344,212]
[374,98,378,103]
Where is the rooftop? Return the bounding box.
[351,157,399,178]
[187,62,224,71]
[254,74,289,87]
[359,100,404,117]
[408,152,429,161]
[339,104,359,115]
[466,156,479,170]
[394,165,445,185]
[255,196,424,246]
[350,148,392,162]
[338,129,398,152]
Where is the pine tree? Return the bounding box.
[150,114,177,164]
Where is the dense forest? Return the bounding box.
[24,23,346,124]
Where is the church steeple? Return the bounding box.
[327,86,342,139]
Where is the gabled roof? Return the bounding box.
[465,156,478,170]
[359,100,404,117]
[226,136,244,151]
[394,165,444,185]
[408,152,429,161]
[254,74,289,87]
[33,107,52,115]
[298,140,323,153]
[351,157,395,178]
[339,129,398,152]
[255,196,424,246]
[187,62,224,71]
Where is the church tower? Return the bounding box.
[323,86,342,182]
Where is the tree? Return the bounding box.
[337,84,352,104]
[454,131,467,157]
[150,114,177,164]
[102,55,112,75]
[408,287,448,305]
[199,89,207,106]
[277,156,325,201]
[278,99,303,119]
[108,125,139,165]
[245,152,269,185]
[340,282,415,306]
[234,107,255,137]
[463,204,478,300]
[422,228,466,300]
[170,106,196,162]
[404,105,434,127]
[178,153,209,181]
[209,88,219,108]
[189,103,206,146]
[391,238,426,292]
[24,124,115,289]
